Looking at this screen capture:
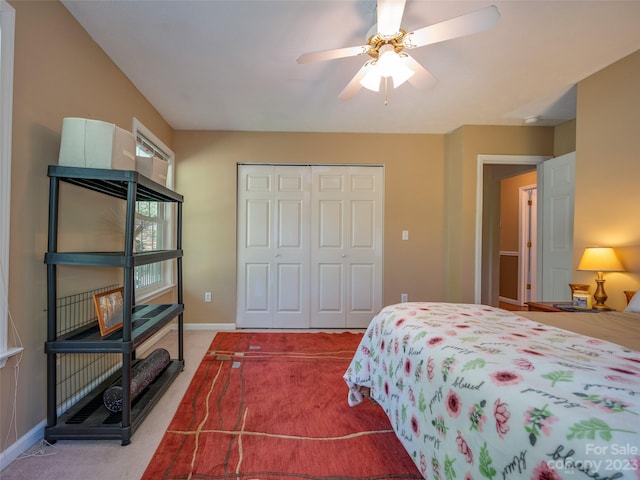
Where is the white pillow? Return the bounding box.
[624,290,640,313]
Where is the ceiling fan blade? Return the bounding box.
[402,54,437,90]
[403,5,500,49]
[297,45,371,64]
[338,62,374,101]
[377,0,406,37]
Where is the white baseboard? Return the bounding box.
[0,419,46,471]
[139,323,236,354]
[499,296,524,307]
[183,323,236,331]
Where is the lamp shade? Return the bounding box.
[577,247,624,272]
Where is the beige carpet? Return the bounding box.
[0,329,217,480]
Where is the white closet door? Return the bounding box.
[237,165,310,328]
[311,166,383,328]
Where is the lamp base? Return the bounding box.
[592,278,610,310]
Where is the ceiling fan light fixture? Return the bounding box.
[360,45,414,91]
[390,55,414,87]
[360,65,382,91]
[376,45,400,75]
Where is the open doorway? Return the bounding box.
[475,155,551,306]
[498,173,537,308]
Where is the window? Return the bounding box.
[132,119,175,301]
[0,0,20,367]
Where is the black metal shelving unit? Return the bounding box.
[44,165,184,445]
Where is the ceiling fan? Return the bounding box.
[297,0,500,102]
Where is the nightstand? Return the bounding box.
[526,301,614,313]
[526,302,565,312]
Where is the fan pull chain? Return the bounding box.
[384,77,389,106]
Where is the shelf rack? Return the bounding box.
[44,166,184,445]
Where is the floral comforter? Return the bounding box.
[344,303,640,480]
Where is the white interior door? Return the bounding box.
[311,166,383,328]
[237,164,383,329]
[519,186,537,304]
[237,165,310,328]
[539,152,576,301]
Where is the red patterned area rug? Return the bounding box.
[142,331,422,480]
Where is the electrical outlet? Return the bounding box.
[204,292,212,303]
[401,293,408,303]
[402,230,409,241]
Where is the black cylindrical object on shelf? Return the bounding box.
[103,348,170,412]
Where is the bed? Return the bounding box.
[344,302,640,480]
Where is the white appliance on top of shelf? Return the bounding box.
[58,117,136,171]
[135,155,168,186]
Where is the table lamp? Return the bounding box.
[577,247,624,310]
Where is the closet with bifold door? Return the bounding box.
[237,164,383,329]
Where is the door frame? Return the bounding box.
[474,155,550,304]
[518,184,537,305]
[1,0,17,365]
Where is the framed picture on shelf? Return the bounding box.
[94,287,124,336]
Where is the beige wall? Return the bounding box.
[443,128,465,302]
[500,171,537,252]
[175,127,556,327]
[2,1,172,453]
[3,0,639,463]
[554,119,577,156]
[445,126,555,302]
[573,50,640,310]
[173,131,446,325]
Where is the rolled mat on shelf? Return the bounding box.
[103,348,171,412]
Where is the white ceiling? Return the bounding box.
[62,0,640,134]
